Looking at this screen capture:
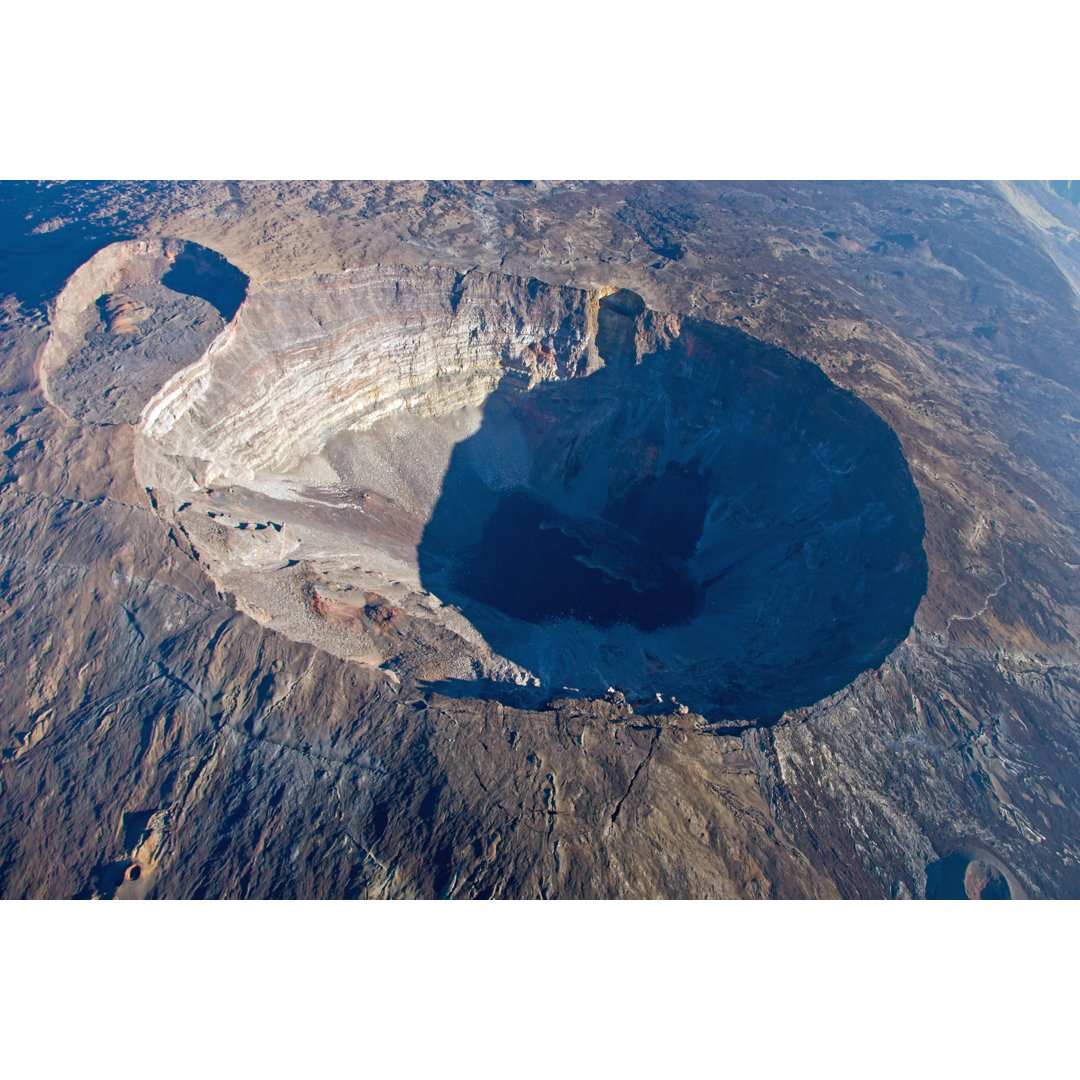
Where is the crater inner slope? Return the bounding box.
[419,289,928,722]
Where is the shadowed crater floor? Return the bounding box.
[926,845,1022,899]
[419,290,928,724]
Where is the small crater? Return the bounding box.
[42,238,249,425]
[926,848,1017,899]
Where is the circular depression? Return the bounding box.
[41,238,249,425]
[133,268,927,725]
[418,290,927,722]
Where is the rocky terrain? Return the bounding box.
[1,180,1079,898]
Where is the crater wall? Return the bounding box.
[134,265,927,726]
[138,265,597,486]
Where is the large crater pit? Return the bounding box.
[123,261,926,725]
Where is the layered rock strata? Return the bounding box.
[135,266,600,686]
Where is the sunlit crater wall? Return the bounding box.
[138,265,598,489]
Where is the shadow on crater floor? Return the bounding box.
[419,292,928,725]
[161,242,248,321]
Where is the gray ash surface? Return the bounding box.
[58,284,223,424]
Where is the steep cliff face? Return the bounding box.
[138,265,595,481]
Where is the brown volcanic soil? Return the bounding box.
[1,180,1079,898]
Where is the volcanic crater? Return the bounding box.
[47,251,928,726]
